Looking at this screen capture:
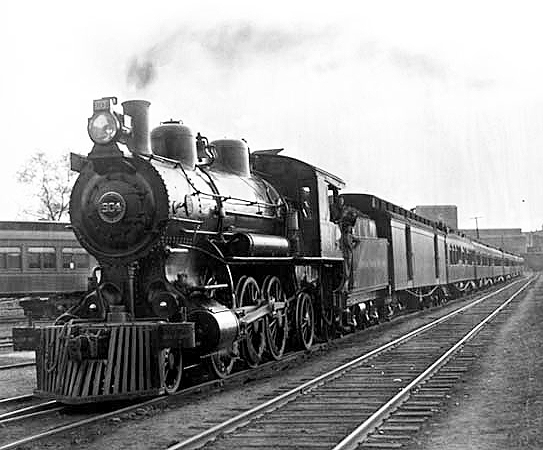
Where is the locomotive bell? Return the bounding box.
[210,139,250,176]
[151,120,197,170]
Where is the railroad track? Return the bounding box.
[0,399,61,424]
[0,394,35,410]
[0,340,328,450]
[164,276,533,450]
[0,337,13,349]
[0,278,531,449]
[0,337,35,370]
[0,397,139,450]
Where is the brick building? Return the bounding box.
[414,205,458,229]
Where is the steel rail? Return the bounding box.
[0,340,13,349]
[333,277,534,450]
[167,277,529,450]
[0,361,35,370]
[0,394,33,405]
[0,400,58,423]
[0,406,64,425]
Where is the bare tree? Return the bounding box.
[17,152,76,221]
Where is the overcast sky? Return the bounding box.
[1,0,542,231]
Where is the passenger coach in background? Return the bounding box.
[0,221,96,319]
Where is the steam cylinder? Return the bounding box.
[189,306,239,351]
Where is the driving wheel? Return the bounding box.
[295,291,315,350]
[205,348,235,379]
[161,347,182,394]
[262,276,288,360]
[239,277,266,367]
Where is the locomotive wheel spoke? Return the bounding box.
[161,347,183,394]
[206,348,235,379]
[239,277,266,368]
[235,275,248,305]
[295,292,315,350]
[263,276,288,361]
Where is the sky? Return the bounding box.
[1,0,543,231]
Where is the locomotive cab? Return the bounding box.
[251,152,344,258]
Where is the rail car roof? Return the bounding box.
[340,194,446,230]
[340,194,524,258]
[251,152,346,189]
[0,221,71,231]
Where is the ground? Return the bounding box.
[408,275,543,450]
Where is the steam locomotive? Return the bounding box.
[14,96,523,403]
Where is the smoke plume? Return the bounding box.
[127,57,156,90]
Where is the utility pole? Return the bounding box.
[471,216,482,239]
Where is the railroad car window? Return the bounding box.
[0,247,21,270]
[452,245,458,265]
[62,248,90,269]
[27,247,56,269]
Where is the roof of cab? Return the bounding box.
[251,152,345,189]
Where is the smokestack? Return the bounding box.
[122,100,151,155]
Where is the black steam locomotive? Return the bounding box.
[15,96,523,403]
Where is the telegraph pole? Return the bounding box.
[471,216,482,239]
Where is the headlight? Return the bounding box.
[88,111,120,144]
